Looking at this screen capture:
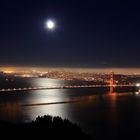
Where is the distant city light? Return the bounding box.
[136,83,140,87]
[135,92,139,95]
[46,19,55,30]
[4,70,14,74]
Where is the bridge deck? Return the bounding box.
[0,85,137,92]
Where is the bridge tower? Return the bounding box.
[110,71,114,86]
[110,71,114,93]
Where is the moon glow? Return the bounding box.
[46,20,55,30]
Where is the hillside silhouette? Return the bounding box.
[0,115,93,140]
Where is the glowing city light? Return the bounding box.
[136,83,140,87]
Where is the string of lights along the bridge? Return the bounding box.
[0,84,138,92]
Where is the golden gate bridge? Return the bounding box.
[0,72,139,92]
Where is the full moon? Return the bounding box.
[46,20,55,30]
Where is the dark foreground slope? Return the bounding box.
[0,115,93,140]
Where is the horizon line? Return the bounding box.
[1,66,140,74]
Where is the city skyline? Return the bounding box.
[2,66,140,74]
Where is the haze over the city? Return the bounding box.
[2,66,140,75]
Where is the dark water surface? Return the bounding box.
[0,78,140,139]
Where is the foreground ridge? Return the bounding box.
[0,115,94,140]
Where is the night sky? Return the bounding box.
[0,0,140,68]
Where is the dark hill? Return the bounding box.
[0,115,94,140]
